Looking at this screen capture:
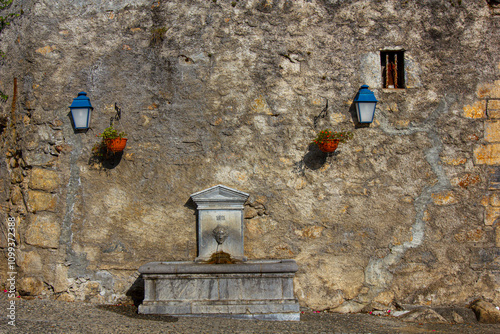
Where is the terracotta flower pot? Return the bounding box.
[105,138,127,153]
[318,139,340,153]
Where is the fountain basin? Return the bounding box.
[138,259,300,321]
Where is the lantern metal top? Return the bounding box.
[354,85,378,103]
[69,91,93,110]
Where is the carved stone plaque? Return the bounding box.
[190,185,249,261]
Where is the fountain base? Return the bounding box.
[138,259,300,321]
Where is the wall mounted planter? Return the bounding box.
[318,139,340,153]
[105,138,127,153]
[312,129,352,154]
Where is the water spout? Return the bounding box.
[212,225,228,245]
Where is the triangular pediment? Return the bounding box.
[190,185,249,204]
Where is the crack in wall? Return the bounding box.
[353,96,455,308]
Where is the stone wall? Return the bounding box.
[1,0,500,311]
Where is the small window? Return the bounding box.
[381,51,405,89]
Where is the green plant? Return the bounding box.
[0,0,20,31]
[150,26,168,45]
[91,140,107,158]
[98,125,126,140]
[313,129,353,145]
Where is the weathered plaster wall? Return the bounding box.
[1,0,500,311]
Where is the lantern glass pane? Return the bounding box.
[356,102,375,123]
[71,108,91,129]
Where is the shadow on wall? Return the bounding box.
[302,143,338,170]
[88,150,124,169]
[126,276,145,307]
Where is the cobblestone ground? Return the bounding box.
[2,294,500,334]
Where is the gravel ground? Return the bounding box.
[2,294,500,334]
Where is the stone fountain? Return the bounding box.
[138,185,300,321]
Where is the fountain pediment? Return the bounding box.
[190,184,249,209]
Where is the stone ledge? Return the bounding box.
[139,259,298,274]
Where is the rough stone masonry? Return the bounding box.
[1,0,500,313]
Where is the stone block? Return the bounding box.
[17,251,43,274]
[10,168,23,183]
[452,173,481,189]
[494,81,500,99]
[491,192,500,206]
[25,213,61,248]
[477,81,500,99]
[250,95,273,115]
[485,206,500,226]
[57,293,75,302]
[485,121,500,142]
[463,101,485,118]
[18,276,44,296]
[23,151,57,167]
[279,57,301,75]
[35,45,56,55]
[470,248,500,270]
[441,157,467,165]
[373,290,395,306]
[53,264,69,293]
[454,228,485,242]
[398,308,448,323]
[294,225,325,238]
[474,144,500,165]
[10,186,23,205]
[332,300,366,314]
[27,190,57,212]
[83,281,103,302]
[431,191,458,205]
[487,100,500,119]
[29,168,60,192]
[496,226,500,247]
[489,168,500,189]
[470,299,500,323]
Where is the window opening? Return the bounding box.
[381,51,405,89]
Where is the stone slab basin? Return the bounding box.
[138,259,300,321]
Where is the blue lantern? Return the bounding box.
[69,92,93,130]
[354,85,378,123]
